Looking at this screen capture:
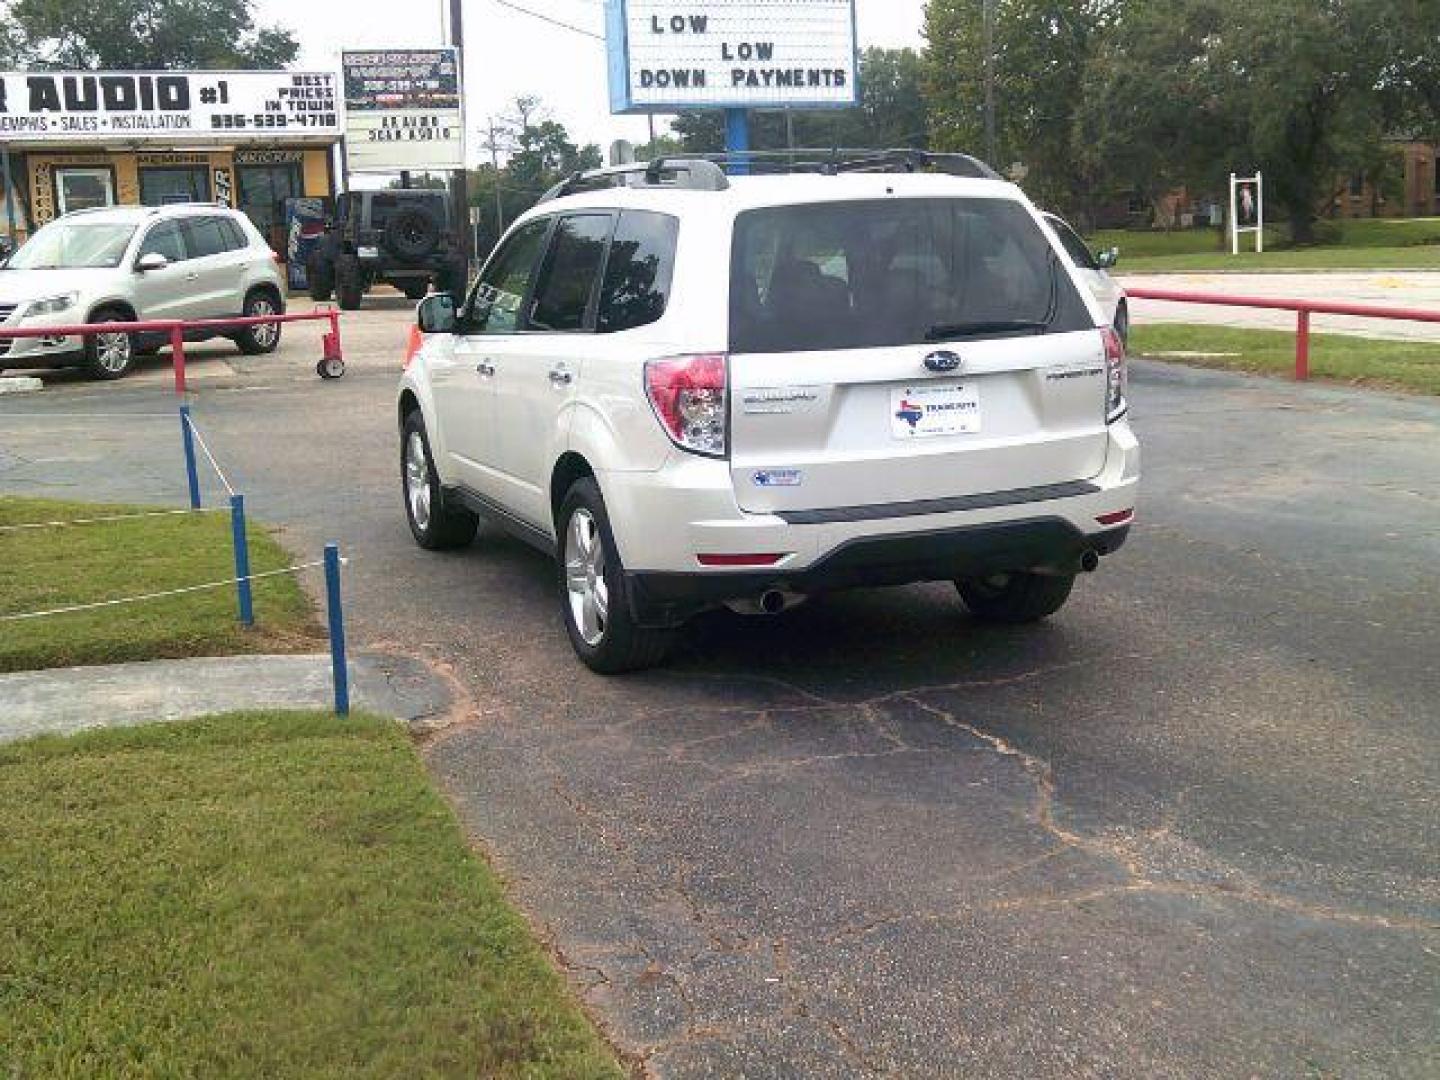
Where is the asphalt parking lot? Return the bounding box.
[2,302,1437,1077]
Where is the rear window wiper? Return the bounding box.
[924,320,1049,342]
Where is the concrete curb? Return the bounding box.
[0,651,451,744]
[0,376,43,394]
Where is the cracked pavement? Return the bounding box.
[2,304,1436,1076]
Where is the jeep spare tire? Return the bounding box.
[384,205,442,260]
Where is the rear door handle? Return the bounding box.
[548,366,573,386]
[476,360,495,377]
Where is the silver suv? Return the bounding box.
[0,204,286,380]
[399,152,1140,673]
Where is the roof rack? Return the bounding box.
[539,158,731,202]
[536,147,1003,203]
[686,148,1002,180]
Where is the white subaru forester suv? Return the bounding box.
[398,153,1140,673]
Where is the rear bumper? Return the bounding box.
[626,519,1130,627]
[603,421,1140,570]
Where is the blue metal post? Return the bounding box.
[179,405,201,509]
[230,494,254,627]
[725,108,751,176]
[324,543,350,716]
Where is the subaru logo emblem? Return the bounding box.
[924,350,963,373]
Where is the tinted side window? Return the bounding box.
[1047,216,1099,271]
[598,211,679,333]
[218,217,248,251]
[529,214,614,333]
[469,218,551,334]
[182,217,230,259]
[138,220,186,263]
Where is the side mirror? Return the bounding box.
[135,252,169,273]
[417,292,457,334]
[1096,246,1121,270]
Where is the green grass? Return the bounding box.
[1093,217,1440,272]
[0,497,322,673]
[1130,323,1440,395]
[0,711,624,1079]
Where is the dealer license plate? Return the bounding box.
[890,383,981,439]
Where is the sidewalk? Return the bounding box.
[0,652,449,743]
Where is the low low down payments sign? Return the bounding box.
[606,0,859,113]
[342,50,464,172]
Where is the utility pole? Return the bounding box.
[983,0,997,165]
[484,118,507,236]
[448,0,472,270]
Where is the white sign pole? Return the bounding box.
[1230,171,1264,256]
[1230,172,1239,256]
[1256,171,1264,254]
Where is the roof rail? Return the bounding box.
[539,158,730,202]
[677,147,1003,180]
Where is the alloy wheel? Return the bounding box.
[96,331,131,373]
[404,431,432,531]
[565,508,609,647]
[249,298,279,348]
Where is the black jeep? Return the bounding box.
[306,190,467,309]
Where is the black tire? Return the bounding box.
[401,281,430,301]
[556,478,674,674]
[384,205,442,260]
[956,571,1076,624]
[401,409,478,550]
[308,259,335,302]
[336,256,365,310]
[236,289,283,355]
[82,308,137,380]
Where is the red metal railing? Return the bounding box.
[1125,287,1440,381]
[0,308,342,393]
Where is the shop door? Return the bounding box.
[237,164,303,252]
[140,166,210,206]
[55,168,115,215]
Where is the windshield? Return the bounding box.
[730,198,1092,354]
[8,220,137,270]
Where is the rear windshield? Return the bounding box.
[730,198,1092,354]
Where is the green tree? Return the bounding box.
[8,0,298,69]
[1378,0,1440,138]
[466,97,602,253]
[929,0,1423,241]
[1074,0,1246,226]
[925,0,1120,217]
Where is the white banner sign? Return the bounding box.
[607,0,858,113]
[343,50,464,172]
[0,70,339,142]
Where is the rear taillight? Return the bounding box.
[1102,327,1128,423]
[645,354,728,458]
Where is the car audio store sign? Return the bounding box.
[343,50,464,172]
[0,70,339,142]
[606,0,858,112]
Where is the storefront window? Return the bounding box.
[237,163,303,250]
[55,168,115,215]
[140,166,210,206]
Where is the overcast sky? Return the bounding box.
[254,0,928,163]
